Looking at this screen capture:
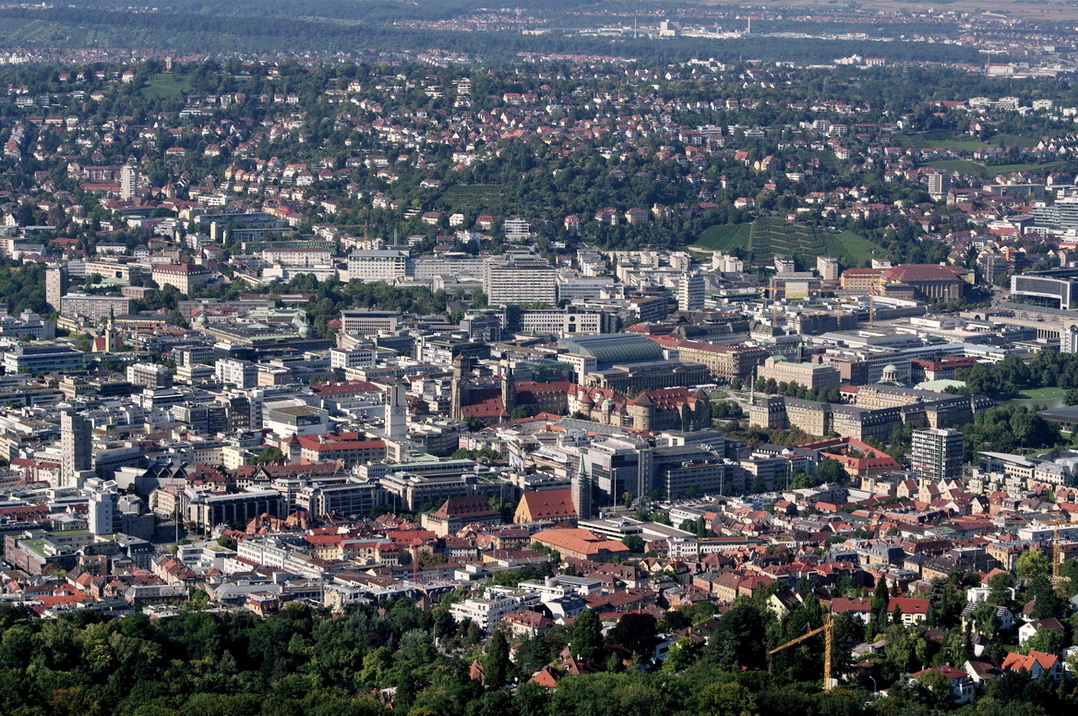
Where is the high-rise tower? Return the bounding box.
[61,409,92,488]
[46,265,68,313]
[385,382,408,440]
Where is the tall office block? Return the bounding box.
[678,273,705,312]
[61,410,92,488]
[385,382,408,440]
[911,428,964,482]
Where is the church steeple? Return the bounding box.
[571,451,591,521]
[450,355,472,421]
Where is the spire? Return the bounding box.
[572,451,591,521]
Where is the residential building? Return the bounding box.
[911,428,964,482]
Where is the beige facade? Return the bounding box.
[672,341,769,383]
[756,356,840,392]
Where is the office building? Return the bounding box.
[756,356,841,392]
[3,343,86,374]
[482,252,557,306]
[817,256,840,281]
[151,264,215,295]
[1010,269,1078,311]
[911,428,964,482]
[384,382,408,440]
[127,363,173,389]
[61,409,92,488]
[60,294,133,321]
[347,250,409,282]
[678,273,705,312]
[215,358,257,388]
[339,310,399,336]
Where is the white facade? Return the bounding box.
[331,347,377,370]
[520,310,605,337]
[347,250,409,282]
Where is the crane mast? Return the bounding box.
[768,614,835,690]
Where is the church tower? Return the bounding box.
[571,452,591,521]
[450,355,472,421]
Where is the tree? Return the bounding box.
[970,602,1002,636]
[815,458,848,485]
[1023,627,1063,656]
[1015,549,1051,582]
[622,535,645,553]
[987,572,1016,608]
[869,574,889,635]
[571,609,604,662]
[704,598,768,670]
[917,668,957,709]
[698,682,758,716]
[247,447,284,465]
[483,630,509,689]
[605,613,656,660]
[661,636,698,672]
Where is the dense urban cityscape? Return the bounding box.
[4,1,1078,715]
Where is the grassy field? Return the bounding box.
[897,132,1045,151]
[1006,387,1069,411]
[694,218,884,268]
[926,159,1076,179]
[1016,387,1067,400]
[821,229,885,267]
[896,135,990,151]
[142,73,191,100]
[924,159,990,177]
[694,222,753,252]
[439,184,503,212]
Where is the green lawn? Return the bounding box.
[1016,387,1067,400]
[1005,386,1069,412]
[142,73,190,100]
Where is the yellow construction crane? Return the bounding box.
[768,614,835,691]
